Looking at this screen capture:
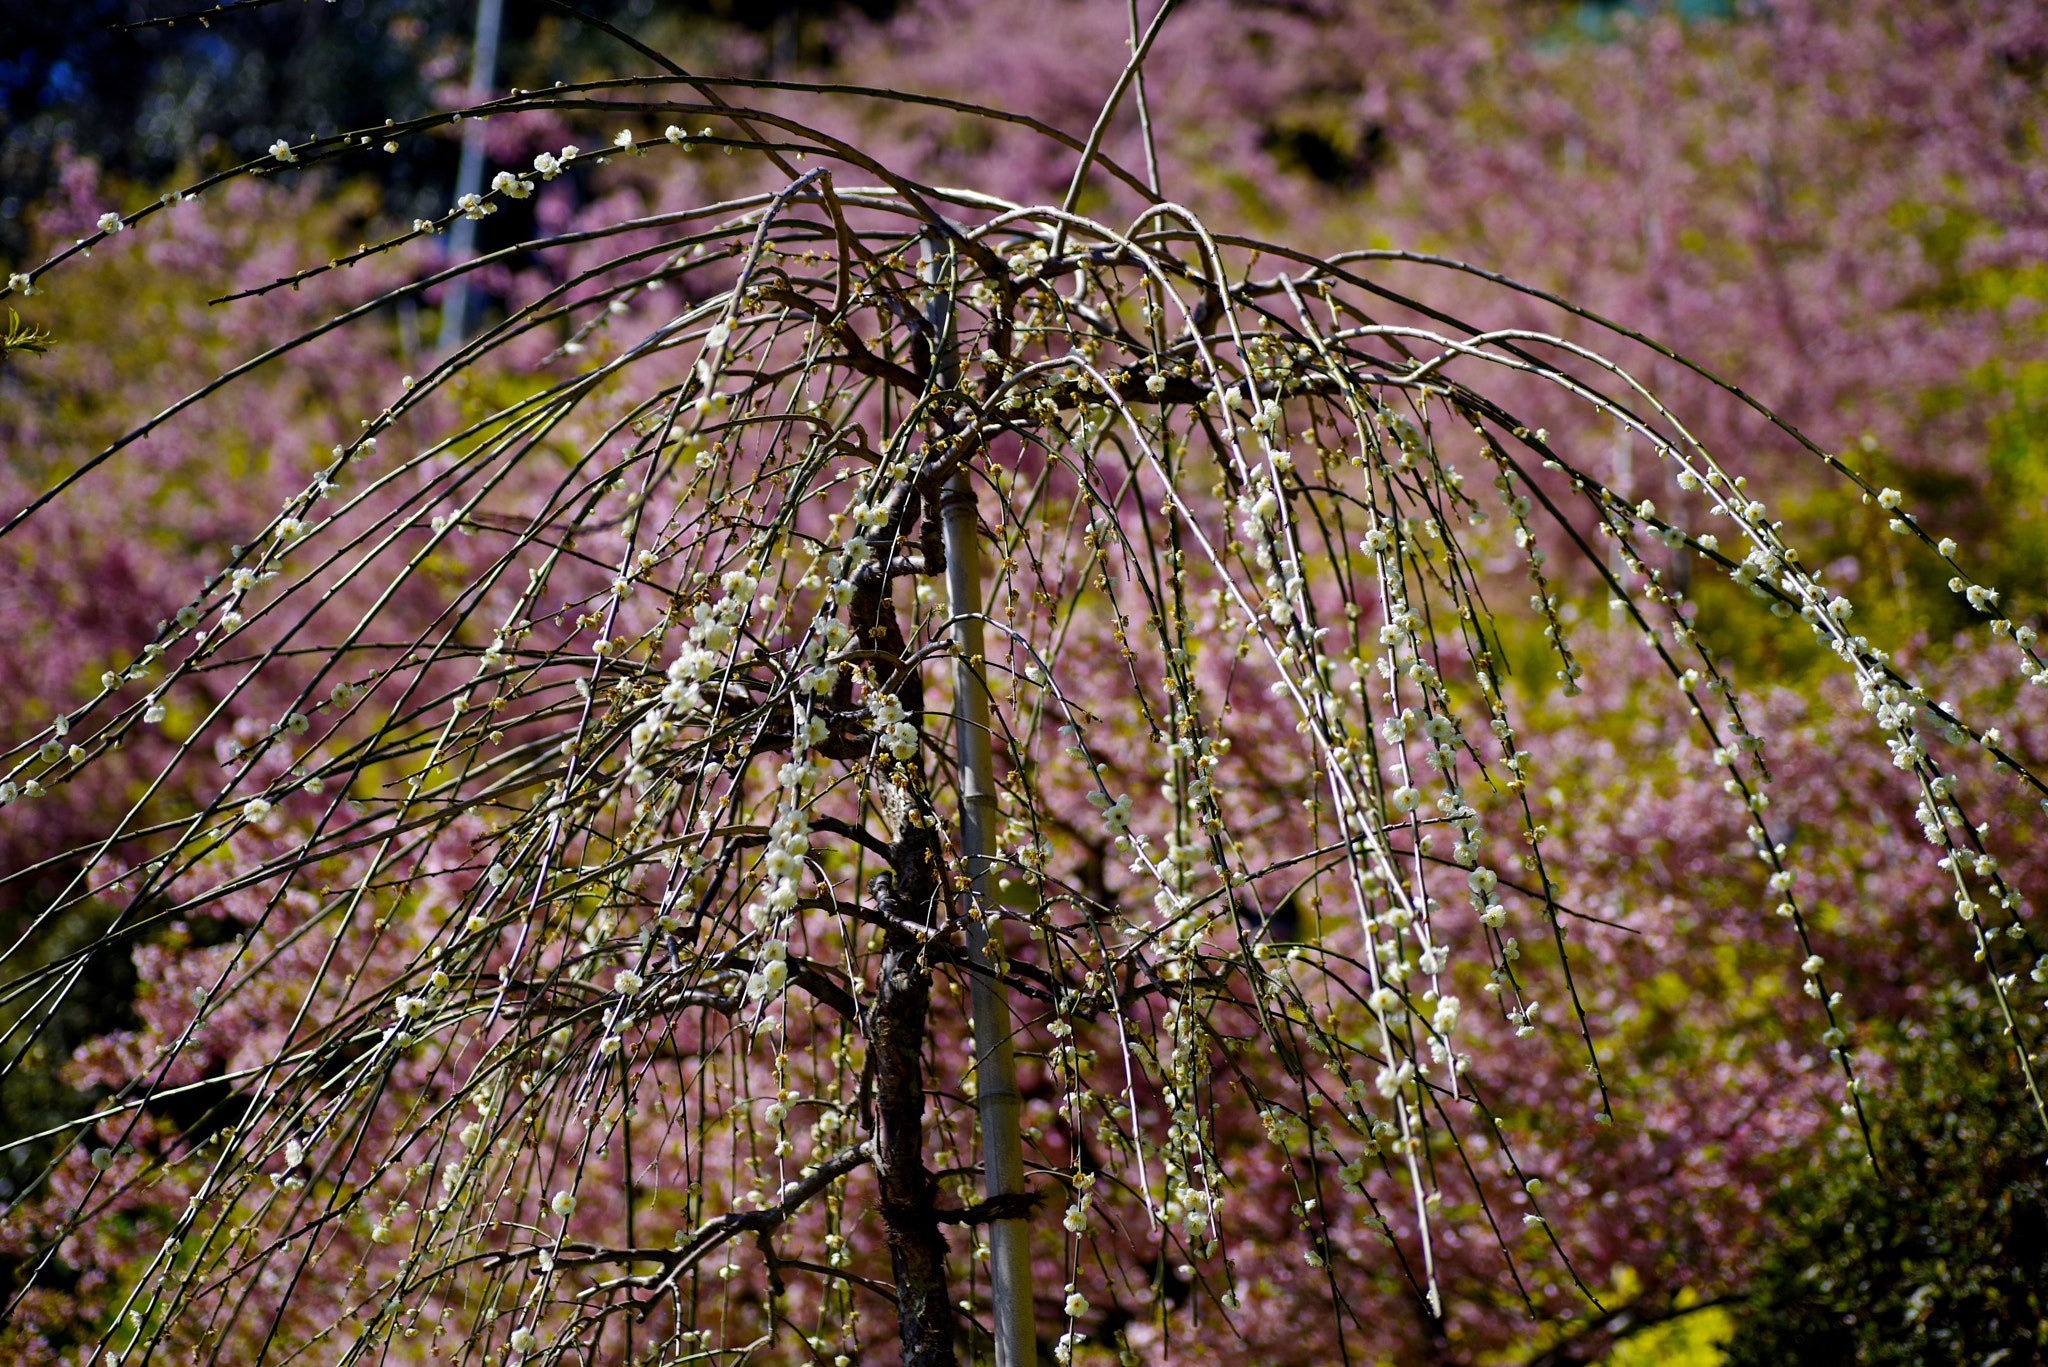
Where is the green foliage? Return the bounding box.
[1605,1300,1730,1366]
[0,310,52,363]
[1721,994,2048,1366]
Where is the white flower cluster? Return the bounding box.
[1061,1188,1093,1233]
[1084,788,1132,834]
[661,642,716,708]
[681,572,756,682]
[1468,865,1507,929]
[1160,730,1222,814]
[619,575,759,787]
[1236,476,1303,622]
[1160,1174,1216,1245]
[1490,475,1582,694]
[866,687,919,761]
[808,523,877,608]
[1431,993,1462,1035]
[746,935,790,1001]
[1381,705,1462,778]
[759,807,810,910]
[489,170,535,200]
[532,145,578,179]
[1000,812,1052,880]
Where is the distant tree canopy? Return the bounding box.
[1724,992,2048,1365]
[0,0,902,258]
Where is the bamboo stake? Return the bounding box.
[931,236,1037,1367]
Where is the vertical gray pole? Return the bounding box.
[436,0,504,354]
[928,238,1037,1367]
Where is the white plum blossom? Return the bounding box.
[490,170,535,199]
[747,940,792,1000]
[866,688,919,760]
[1085,791,1133,834]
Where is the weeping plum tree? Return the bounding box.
[1,8,2046,1365]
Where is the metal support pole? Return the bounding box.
[930,237,1036,1367]
[436,0,503,354]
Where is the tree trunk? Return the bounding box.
[866,809,959,1367]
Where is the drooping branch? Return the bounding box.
[475,1141,876,1310]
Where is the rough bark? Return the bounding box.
[865,800,958,1367]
